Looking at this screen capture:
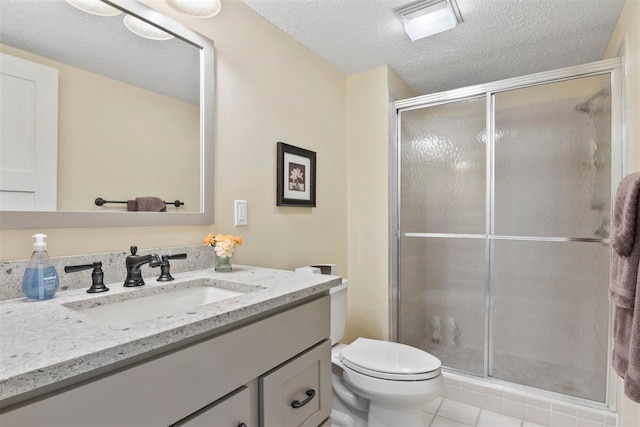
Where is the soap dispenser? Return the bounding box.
[21,234,59,300]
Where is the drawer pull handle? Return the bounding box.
[238,424,247,427]
[291,389,316,409]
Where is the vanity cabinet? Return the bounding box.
[175,385,252,427]
[0,295,331,427]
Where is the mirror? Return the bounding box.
[0,0,214,228]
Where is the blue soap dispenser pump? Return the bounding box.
[21,234,59,300]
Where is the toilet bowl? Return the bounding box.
[330,280,442,427]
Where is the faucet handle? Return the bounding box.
[157,253,187,282]
[64,262,109,294]
[162,253,187,262]
[130,246,138,255]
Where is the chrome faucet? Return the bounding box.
[124,246,162,287]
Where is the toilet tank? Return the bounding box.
[330,279,348,345]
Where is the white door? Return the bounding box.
[0,52,58,211]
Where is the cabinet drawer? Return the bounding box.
[175,386,251,427]
[260,340,331,427]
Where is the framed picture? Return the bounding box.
[277,142,316,207]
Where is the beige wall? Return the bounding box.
[0,44,200,213]
[57,56,200,212]
[0,0,348,277]
[346,66,390,342]
[388,67,417,100]
[345,66,414,343]
[606,0,640,174]
[605,0,640,424]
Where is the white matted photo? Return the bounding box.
[277,142,316,207]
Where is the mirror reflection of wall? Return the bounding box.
[0,0,201,213]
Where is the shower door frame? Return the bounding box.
[391,58,624,411]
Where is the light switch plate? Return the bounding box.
[234,200,247,226]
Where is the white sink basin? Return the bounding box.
[68,279,251,328]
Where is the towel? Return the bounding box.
[136,197,166,212]
[126,197,166,212]
[610,172,640,402]
[610,173,640,308]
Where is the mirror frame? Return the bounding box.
[0,0,214,229]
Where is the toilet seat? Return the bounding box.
[341,363,442,401]
[341,359,440,381]
[339,338,441,381]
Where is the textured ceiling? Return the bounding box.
[240,0,625,95]
[0,0,199,105]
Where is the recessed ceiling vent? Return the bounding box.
[396,0,463,41]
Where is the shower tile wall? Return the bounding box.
[398,73,613,403]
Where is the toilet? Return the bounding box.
[330,280,442,427]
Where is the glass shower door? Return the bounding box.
[397,69,615,404]
[398,97,487,375]
[491,75,612,402]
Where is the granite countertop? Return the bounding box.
[0,266,341,404]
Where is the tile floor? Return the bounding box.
[423,397,597,427]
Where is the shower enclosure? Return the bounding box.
[393,59,622,406]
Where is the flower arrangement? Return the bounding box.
[204,233,243,258]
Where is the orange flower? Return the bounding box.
[204,233,214,246]
[204,232,243,252]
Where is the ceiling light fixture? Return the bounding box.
[123,15,174,40]
[65,0,122,17]
[165,0,222,18]
[396,0,462,41]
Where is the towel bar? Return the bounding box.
[94,198,184,207]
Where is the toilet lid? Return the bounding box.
[340,338,441,381]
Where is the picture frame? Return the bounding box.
[277,142,316,207]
